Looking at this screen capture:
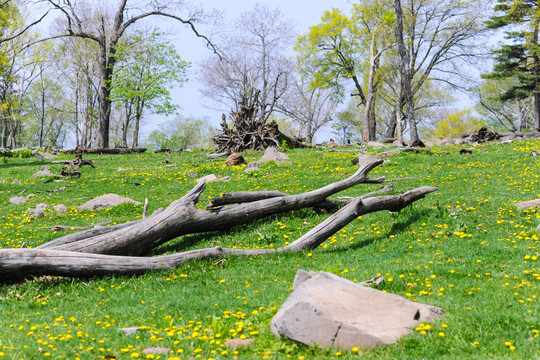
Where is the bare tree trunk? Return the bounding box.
[394,0,417,143]
[95,42,114,149]
[39,81,45,148]
[385,104,397,139]
[132,97,142,149]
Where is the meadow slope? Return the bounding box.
[1,141,539,359]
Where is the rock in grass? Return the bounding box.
[31,166,55,178]
[515,199,540,210]
[271,270,444,350]
[79,194,141,211]
[142,347,170,354]
[196,174,232,183]
[9,196,27,205]
[119,327,141,335]
[244,162,260,173]
[53,204,67,213]
[259,147,290,163]
[225,153,247,166]
[37,152,57,160]
[223,338,255,349]
[28,203,48,218]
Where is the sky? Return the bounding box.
[148,0,353,139]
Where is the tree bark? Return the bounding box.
[394,0,417,143]
[0,184,436,281]
[0,153,437,282]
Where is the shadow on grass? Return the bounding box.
[387,208,431,234]
[324,208,430,254]
[152,208,325,255]
[0,159,52,169]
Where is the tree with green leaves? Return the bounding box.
[0,4,46,149]
[111,30,189,148]
[476,77,534,132]
[430,108,485,138]
[296,0,394,143]
[44,0,216,149]
[484,0,540,132]
[145,115,215,151]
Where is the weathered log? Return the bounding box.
[0,185,437,280]
[0,153,439,281]
[40,155,385,256]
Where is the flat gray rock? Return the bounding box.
[37,152,57,160]
[53,204,67,213]
[259,147,290,163]
[271,270,444,350]
[79,194,142,211]
[28,203,48,218]
[196,174,232,183]
[244,161,260,173]
[119,327,141,335]
[515,199,540,210]
[9,196,27,205]
[142,347,170,354]
[31,166,55,178]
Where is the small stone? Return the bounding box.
[119,327,141,335]
[79,194,142,211]
[28,203,48,218]
[225,153,247,166]
[53,204,67,213]
[223,338,255,349]
[244,162,260,173]
[9,196,27,205]
[197,174,218,183]
[142,347,170,354]
[11,179,21,185]
[197,174,232,183]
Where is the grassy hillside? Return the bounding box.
[1,141,539,359]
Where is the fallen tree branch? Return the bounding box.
[39,155,385,256]
[0,186,437,280]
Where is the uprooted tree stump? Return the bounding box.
[0,155,437,282]
[60,154,96,177]
[212,90,306,153]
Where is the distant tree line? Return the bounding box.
[0,0,537,150]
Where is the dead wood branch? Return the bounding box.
[60,154,95,177]
[0,154,438,281]
[0,186,436,280]
[38,155,384,256]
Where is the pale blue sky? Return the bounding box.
[158,0,352,138]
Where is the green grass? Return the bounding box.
[1,141,539,359]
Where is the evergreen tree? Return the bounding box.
[485,0,540,132]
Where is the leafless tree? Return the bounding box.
[199,4,295,127]
[42,0,216,149]
[385,0,488,140]
[277,77,340,144]
[393,0,413,144]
